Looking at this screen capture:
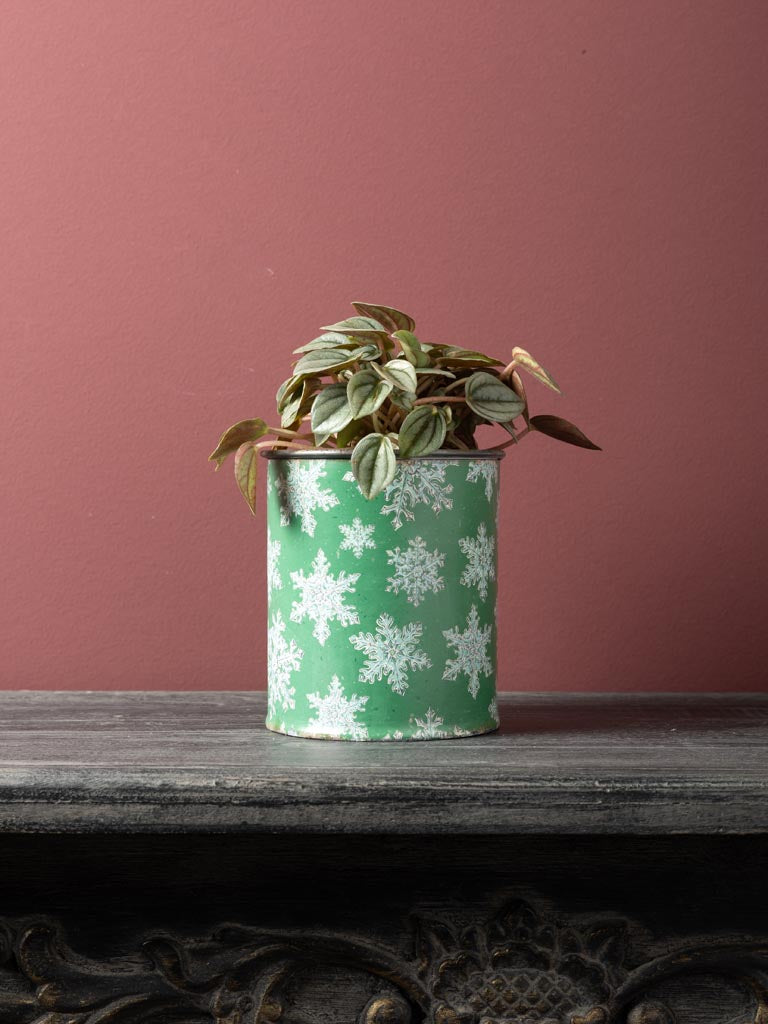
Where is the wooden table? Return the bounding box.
[0,692,766,1023]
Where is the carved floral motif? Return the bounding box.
[0,900,766,1023]
[420,901,624,1023]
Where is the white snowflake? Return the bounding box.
[380,461,453,530]
[412,706,447,739]
[267,610,303,718]
[267,536,282,598]
[349,612,432,695]
[489,697,500,727]
[306,676,369,740]
[290,549,360,645]
[458,522,495,600]
[386,537,445,606]
[383,730,405,741]
[275,461,339,536]
[338,517,376,559]
[442,604,493,699]
[452,724,473,738]
[466,460,498,501]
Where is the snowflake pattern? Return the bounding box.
[380,462,454,530]
[267,610,303,719]
[458,522,495,600]
[306,676,368,740]
[443,604,493,699]
[338,517,376,559]
[267,536,282,598]
[489,696,500,727]
[290,549,360,645]
[466,460,498,501]
[412,706,448,740]
[386,537,445,606]
[350,612,432,695]
[276,461,339,536]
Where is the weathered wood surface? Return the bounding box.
[0,691,766,834]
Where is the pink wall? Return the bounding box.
[2,1,766,692]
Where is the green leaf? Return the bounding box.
[293,348,361,377]
[372,358,418,393]
[465,372,525,423]
[450,411,481,450]
[530,415,601,450]
[293,332,356,354]
[391,329,430,367]
[511,347,561,393]
[397,405,447,458]
[436,348,503,367]
[310,383,353,439]
[209,419,268,468]
[347,369,393,418]
[320,316,389,339]
[336,417,366,449]
[280,389,304,428]
[276,375,304,412]
[389,388,415,412]
[280,379,316,429]
[352,344,382,362]
[234,442,261,514]
[351,433,397,499]
[351,302,416,334]
[414,367,456,378]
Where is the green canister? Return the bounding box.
[265,451,502,741]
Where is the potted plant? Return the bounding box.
[211,302,599,741]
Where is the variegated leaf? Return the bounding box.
[209,419,268,468]
[398,405,447,458]
[310,383,353,439]
[293,332,357,354]
[347,369,393,418]
[351,302,416,334]
[234,442,261,514]
[351,433,397,499]
[391,329,430,366]
[293,348,363,377]
[372,358,418,393]
[511,347,561,393]
[465,372,525,423]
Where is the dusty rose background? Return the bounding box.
[2,2,766,691]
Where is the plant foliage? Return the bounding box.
[211,302,600,512]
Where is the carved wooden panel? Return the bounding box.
[1,898,767,1023]
[1,831,767,1024]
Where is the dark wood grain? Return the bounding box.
[0,691,766,834]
